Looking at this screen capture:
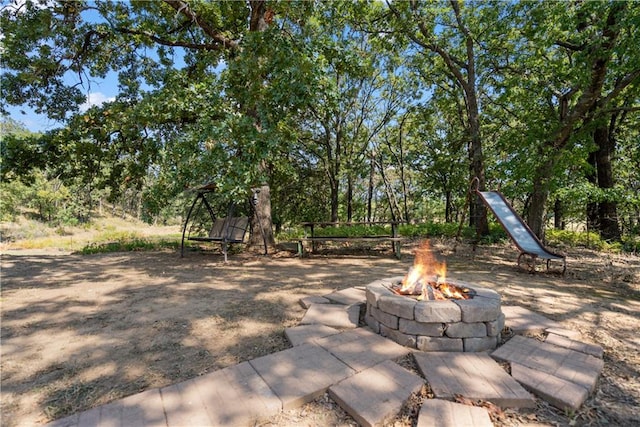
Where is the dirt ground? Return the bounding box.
[1,241,639,427]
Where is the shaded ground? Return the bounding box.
[1,241,639,426]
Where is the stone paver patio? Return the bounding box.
[328,360,424,427]
[413,352,536,408]
[46,287,604,427]
[417,399,494,427]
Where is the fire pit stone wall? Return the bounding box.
[365,277,504,352]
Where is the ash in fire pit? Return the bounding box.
[365,241,504,352]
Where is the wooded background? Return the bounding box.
[1,0,638,249]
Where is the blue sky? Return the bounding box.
[2,0,121,133]
[6,76,118,133]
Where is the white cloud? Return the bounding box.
[1,0,54,14]
[80,92,116,112]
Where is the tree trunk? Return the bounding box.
[330,175,339,222]
[445,190,453,223]
[347,175,353,222]
[553,198,565,230]
[468,147,488,236]
[249,183,275,252]
[245,0,274,252]
[586,150,599,232]
[392,0,489,235]
[396,123,410,223]
[367,152,375,222]
[377,155,399,222]
[599,201,620,241]
[528,156,555,240]
[453,0,488,236]
[466,91,489,236]
[328,123,341,223]
[594,119,621,241]
[526,2,624,239]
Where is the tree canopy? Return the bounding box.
[2,0,639,245]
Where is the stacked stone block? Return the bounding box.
[365,277,503,352]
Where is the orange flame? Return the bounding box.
[437,282,467,299]
[401,240,447,300]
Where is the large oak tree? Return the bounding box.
[1,0,319,250]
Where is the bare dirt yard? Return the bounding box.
[1,241,639,427]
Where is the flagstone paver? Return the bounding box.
[249,342,355,410]
[492,335,604,392]
[284,324,341,346]
[545,327,582,340]
[315,327,411,372]
[300,303,361,328]
[501,306,560,334]
[492,335,604,410]
[324,287,367,305]
[161,378,216,426]
[417,399,494,427]
[413,352,536,408]
[510,362,589,411]
[46,388,167,427]
[329,360,424,427]
[299,295,331,308]
[44,304,606,427]
[183,361,281,425]
[545,332,604,358]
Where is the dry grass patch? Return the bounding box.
[1,242,638,426]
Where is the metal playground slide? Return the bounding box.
[472,179,566,274]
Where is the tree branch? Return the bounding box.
[554,40,585,51]
[599,69,640,107]
[162,0,239,51]
[115,27,225,51]
[552,2,627,149]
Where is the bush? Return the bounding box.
[546,229,640,253]
[399,222,461,238]
[276,221,639,253]
[77,236,180,254]
[621,235,640,253]
[546,229,608,250]
[0,180,29,222]
[275,221,508,242]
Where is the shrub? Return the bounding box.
[78,237,180,254]
[546,229,608,250]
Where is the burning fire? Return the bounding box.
[399,241,469,300]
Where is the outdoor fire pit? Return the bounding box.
[365,242,504,352]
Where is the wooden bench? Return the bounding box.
[186,216,249,262]
[297,222,404,259]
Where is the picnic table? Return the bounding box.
[297,221,404,259]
